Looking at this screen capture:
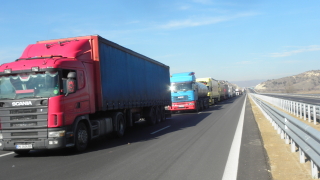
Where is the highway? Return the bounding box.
[0,95,270,180]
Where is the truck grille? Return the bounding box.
[10,109,37,114]
[172,95,189,102]
[12,132,38,136]
[11,115,37,121]
[0,106,48,130]
[0,99,49,140]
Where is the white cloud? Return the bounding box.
[158,12,257,29]
[270,45,320,57]
[192,0,213,5]
[178,5,191,10]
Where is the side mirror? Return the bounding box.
[67,79,76,94]
[65,72,76,96]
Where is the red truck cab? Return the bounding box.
[0,38,97,154]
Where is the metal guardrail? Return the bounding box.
[250,93,320,179]
[254,94,320,125]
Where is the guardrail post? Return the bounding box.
[280,129,284,139]
[308,105,311,123]
[311,160,319,179]
[299,147,306,163]
[304,104,306,120]
[277,125,281,134]
[300,103,302,118]
[291,139,296,152]
[285,133,289,144]
[313,106,317,125]
[284,100,286,111]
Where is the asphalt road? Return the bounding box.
[0,95,270,180]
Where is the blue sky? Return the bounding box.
[0,0,319,84]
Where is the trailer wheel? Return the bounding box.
[155,107,162,124]
[204,100,209,109]
[74,122,88,152]
[160,106,166,122]
[146,107,156,125]
[14,150,30,156]
[200,100,203,110]
[113,112,125,137]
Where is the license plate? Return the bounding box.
[179,105,184,107]
[16,144,32,149]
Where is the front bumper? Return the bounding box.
[0,137,67,151]
[168,101,196,111]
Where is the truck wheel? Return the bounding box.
[200,100,203,110]
[195,102,199,112]
[146,107,156,125]
[205,100,209,109]
[14,150,30,156]
[156,107,161,124]
[160,106,166,122]
[75,122,88,152]
[113,112,125,137]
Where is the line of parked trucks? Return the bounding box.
[0,35,242,155]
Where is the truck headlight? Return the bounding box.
[48,130,65,137]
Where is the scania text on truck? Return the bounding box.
[168,72,209,112]
[0,35,171,155]
[196,77,220,105]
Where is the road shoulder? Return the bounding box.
[237,96,272,180]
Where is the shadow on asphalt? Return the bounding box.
[12,95,243,158]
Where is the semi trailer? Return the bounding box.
[196,77,220,105]
[0,35,171,154]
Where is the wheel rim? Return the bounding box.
[78,127,88,145]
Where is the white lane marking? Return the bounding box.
[222,95,247,180]
[0,152,15,158]
[150,126,171,135]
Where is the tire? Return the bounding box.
[74,122,89,152]
[200,100,203,110]
[14,150,30,156]
[195,101,199,112]
[113,112,125,138]
[160,106,166,122]
[156,107,161,124]
[146,107,156,125]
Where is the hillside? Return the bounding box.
[254,70,320,93]
[230,79,266,88]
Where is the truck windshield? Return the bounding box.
[170,82,192,92]
[0,71,60,99]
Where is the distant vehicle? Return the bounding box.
[0,35,171,154]
[219,81,229,100]
[228,85,235,98]
[235,89,242,95]
[168,72,209,112]
[196,77,220,105]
